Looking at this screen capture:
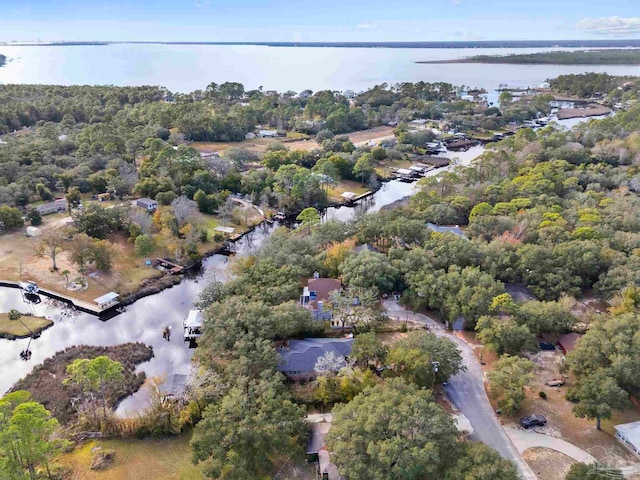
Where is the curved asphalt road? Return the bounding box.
[383,299,537,480]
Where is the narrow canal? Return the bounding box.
[0,127,579,413]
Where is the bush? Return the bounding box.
[539,391,547,399]
[26,208,42,226]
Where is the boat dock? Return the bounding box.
[0,280,120,316]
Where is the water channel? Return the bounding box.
[0,118,589,413]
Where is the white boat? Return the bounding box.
[184,309,203,341]
[20,281,39,295]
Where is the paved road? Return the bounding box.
[383,299,537,480]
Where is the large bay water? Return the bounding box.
[1,44,640,93]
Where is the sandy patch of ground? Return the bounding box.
[523,447,576,480]
[190,126,396,155]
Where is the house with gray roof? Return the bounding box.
[37,198,67,215]
[278,338,353,381]
[426,222,467,238]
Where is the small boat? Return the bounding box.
[20,281,39,295]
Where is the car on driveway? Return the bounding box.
[538,341,555,351]
[520,415,547,429]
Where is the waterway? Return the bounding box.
[0,117,592,414]
[2,44,640,95]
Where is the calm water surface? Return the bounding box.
[1,44,640,93]
[0,48,603,412]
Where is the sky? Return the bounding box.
[2,0,640,43]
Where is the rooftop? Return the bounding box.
[307,278,342,303]
[426,222,467,238]
[615,421,640,449]
[93,292,119,305]
[278,338,353,374]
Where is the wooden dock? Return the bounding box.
[0,280,119,316]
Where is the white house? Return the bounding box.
[615,421,640,457]
[258,130,279,138]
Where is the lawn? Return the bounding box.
[0,313,52,338]
[327,180,370,203]
[55,435,203,480]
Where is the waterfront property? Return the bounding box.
[300,276,342,321]
[277,338,354,380]
[93,292,120,310]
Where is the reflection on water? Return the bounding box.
[0,123,581,413]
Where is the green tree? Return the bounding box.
[0,206,25,229]
[64,186,82,211]
[91,240,115,271]
[476,316,536,355]
[340,250,400,293]
[571,371,631,430]
[65,356,124,421]
[26,209,42,226]
[489,293,518,318]
[514,300,576,335]
[296,207,321,229]
[134,234,155,257]
[0,391,67,480]
[8,309,21,322]
[386,330,464,388]
[36,183,53,202]
[499,90,513,105]
[351,332,386,368]
[565,462,623,480]
[445,442,519,480]
[191,377,306,479]
[487,355,534,413]
[326,378,459,480]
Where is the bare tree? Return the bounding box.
[130,209,154,235]
[171,196,197,230]
[37,228,65,270]
[314,351,346,376]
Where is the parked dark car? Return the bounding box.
[538,341,556,351]
[520,415,547,429]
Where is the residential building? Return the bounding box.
[36,198,67,215]
[300,275,342,321]
[278,338,354,381]
[136,198,158,212]
[614,421,640,457]
[258,129,278,138]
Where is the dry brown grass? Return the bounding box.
[0,313,52,338]
[190,126,396,155]
[476,339,640,468]
[522,447,576,480]
[55,435,203,480]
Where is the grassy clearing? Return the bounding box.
[55,435,203,480]
[327,180,369,202]
[0,313,52,338]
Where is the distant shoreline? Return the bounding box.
[419,49,640,65]
[4,40,640,49]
